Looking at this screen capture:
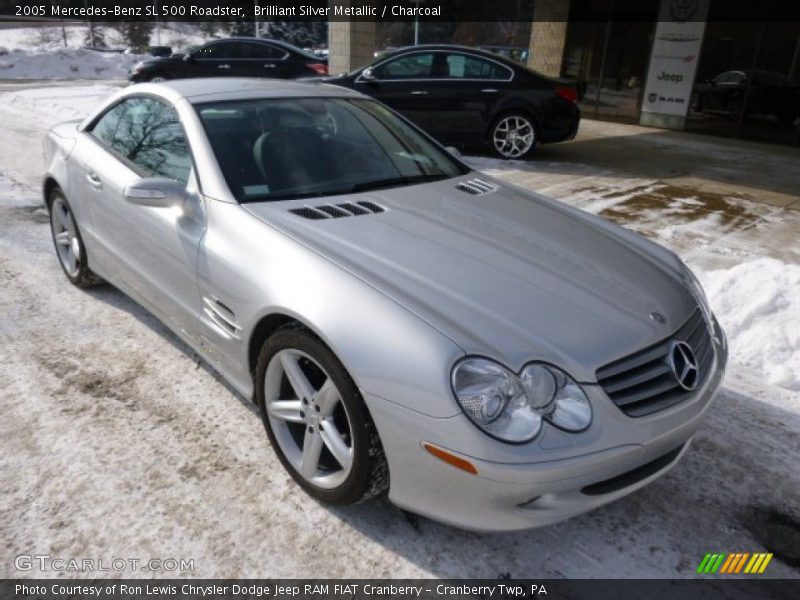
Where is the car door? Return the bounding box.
[423,52,514,145]
[240,41,291,78]
[83,96,206,336]
[353,51,437,132]
[187,41,245,77]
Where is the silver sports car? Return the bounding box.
[43,78,727,531]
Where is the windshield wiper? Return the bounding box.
[351,173,450,193]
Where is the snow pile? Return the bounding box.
[696,258,800,391]
[0,47,144,79]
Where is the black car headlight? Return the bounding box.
[451,357,592,443]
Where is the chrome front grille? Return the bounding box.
[596,309,714,417]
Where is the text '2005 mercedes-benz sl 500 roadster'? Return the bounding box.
[43,78,727,531]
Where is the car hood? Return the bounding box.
[243,176,695,381]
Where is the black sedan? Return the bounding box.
[128,38,328,83]
[324,45,579,159]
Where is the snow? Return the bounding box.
[0,24,209,52]
[697,259,800,390]
[0,47,144,80]
[0,24,215,80]
[0,84,798,578]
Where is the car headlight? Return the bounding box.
[451,358,591,443]
[680,262,713,327]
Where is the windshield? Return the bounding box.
[195,97,469,203]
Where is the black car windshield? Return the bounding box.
[195,97,469,203]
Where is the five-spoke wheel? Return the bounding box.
[256,328,387,504]
[48,188,102,288]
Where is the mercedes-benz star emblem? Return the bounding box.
[669,341,699,391]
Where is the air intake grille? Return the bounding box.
[455,178,498,195]
[596,309,714,417]
[289,201,385,220]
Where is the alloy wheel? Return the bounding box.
[264,349,354,489]
[50,194,81,278]
[493,115,535,158]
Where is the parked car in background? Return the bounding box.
[128,38,328,83]
[324,45,579,159]
[43,78,726,531]
[148,46,172,58]
[692,69,799,126]
[478,45,530,64]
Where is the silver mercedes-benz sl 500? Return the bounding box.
[43,78,727,531]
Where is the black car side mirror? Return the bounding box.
[361,67,376,81]
[182,54,194,63]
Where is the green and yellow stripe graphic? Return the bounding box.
[697,552,773,574]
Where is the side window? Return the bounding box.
[194,42,240,60]
[112,98,192,184]
[89,103,127,148]
[373,53,434,79]
[242,43,286,60]
[446,54,512,80]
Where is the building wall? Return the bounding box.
[328,19,376,75]
[527,0,570,77]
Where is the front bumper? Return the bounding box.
[365,323,727,532]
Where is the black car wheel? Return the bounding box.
[490,112,537,159]
[147,73,169,82]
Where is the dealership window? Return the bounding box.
[686,21,800,145]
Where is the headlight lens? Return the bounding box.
[452,358,591,443]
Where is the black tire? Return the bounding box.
[146,73,170,82]
[48,187,103,288]
[255,327,388,505]
[489,111,538,160]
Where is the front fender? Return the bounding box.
[198,199,466,418]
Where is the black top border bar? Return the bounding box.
[1,0,800,23]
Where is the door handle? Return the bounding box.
[410,90,428,95]
[481,88,499,93]
[263,63,276,69]
[217,64,231,70]
[86,172,102,188]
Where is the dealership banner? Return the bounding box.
[4,579,800,600]
[640,0,709,128]
[2,0,800,22]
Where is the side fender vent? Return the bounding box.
[290,201,385,220]
[456,178,498,196]
[202,296,241,340]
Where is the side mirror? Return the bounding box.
[182,53,194,63]
[445,146,462,158]
[361,67,376,81]
[124,177,186,208]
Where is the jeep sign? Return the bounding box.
[641,0,709,126]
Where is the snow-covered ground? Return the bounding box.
[0,47,144,80]
[1,84,799,578]
[0,24,210,80]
